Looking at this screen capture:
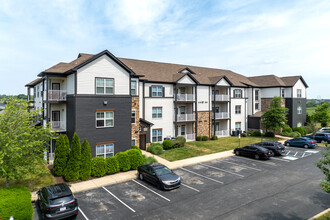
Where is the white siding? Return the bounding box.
[231,87,245,98]
[231,99,246,132]
[77,55,130,95]
[216,78,230,86]
[34,82,43,110]
[260,88,280,98]
[197,86,211,111]
[246,88,253,115]
[284,87,292,98]
[292,79,306,98]
[177,75,196,85]
[139,81,144,117]
[67,74,75,94]
[145,83,173,97]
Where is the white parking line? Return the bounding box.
[305,150,319,154]
[233,155,277,166]
[281,156,298,160]
[102,186,136,213]
[181,183,200,192]
[271,157,290,162]
[222,161,262,171]
[285,151,291,155]
[132,180,171,202]
[199,163,244,177]
[78,207,89,220]
[294,152,298,156]
[180,167,224,184]
[301,152,306,157]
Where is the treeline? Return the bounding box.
[0,94,28,103]
[307,99,330,108]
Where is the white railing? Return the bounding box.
[180,133,196,141]
[47,90,67,101]
[177,113,195,121]
[212,94,229,101]
[215,112,229,119]
[177,94,195,101]
[50,121,66,131]
[215,130,229,137]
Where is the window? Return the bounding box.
[96,78,114,94]
[235,122,241,131]
[297,89,302,98]
[255,90,259,101]
[131,139,136,146]
[131,80,137,95]
[234,89,242,98]
[96,111,114,128]
[152,129,162,142]
[131,110,136,123]
[179,106,186,114]
[151,86,163,97]
[96,143,114,158]
[152,107,162,118]
[297,106,302,114]
[181,125,185,135]
[179,87,185,94]
[255,103,259,111]
[235,105,241,114]
[297,122,302,127]
[281,89,285,98]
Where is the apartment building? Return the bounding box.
[26,50,308,161]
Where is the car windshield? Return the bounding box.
[50,195,74,205]
[155,167,172,176]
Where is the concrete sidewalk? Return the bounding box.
[31,149,234,201]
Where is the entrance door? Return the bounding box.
[52,83,60,90]
[139,134,146,150]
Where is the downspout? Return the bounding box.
[174,84,178,137]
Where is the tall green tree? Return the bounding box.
[64,132,81,182]
[262,96,288,132]
[316,144,330,193]
[0,98,53,187]
[314,103,330,127]
[53,134,69,176]
[80,139,91,180]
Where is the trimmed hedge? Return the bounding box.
[211,135,218,140]
[282,124,293,133]
[64,132,81,182]
[264,131,275,137]
[115,152,131,171]
[173,136,186,148]
[251,130,262,137]
[91,157,106,177]
[80,139,92,181]
[131,145,141,153]
[293,127,308,136]
[196,136,202,141]
[0,186,33,220]
[202,136,209,141]
[142,155,158,165]
[163,139,173,150]
[127,149,143,170]
[53,134,69,176]
[241,133,247,137]
[282,131,301,137]
[106,156,119,175]
[147,143,164,155]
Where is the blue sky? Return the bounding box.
[0,0,329,98]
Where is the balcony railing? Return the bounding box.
[49,153,55,163]
[50,121,66,131]
[177,113,195,122]
[180,133,196,141]
[177,94,195,101]
[212,94,229,102]
[47,90,67,101]
[215,130,229,137]
[215,112,229,119]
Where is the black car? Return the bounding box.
[254,141,285,156]
[284,137,317,148]
[304,133,330,143]
[138,163,181,190]
[37,183,78,220]
[234,145,273,160]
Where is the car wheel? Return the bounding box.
[304,144,309,149]
[286,143,290,147]
[139,173,143,180]
[235,151,240,156]
[157,182,163,190]
[255,154,260,160]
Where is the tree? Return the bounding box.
[0,98,53,187]
[314,103,330,127]
[316,144,330,193]
[64,132,81,182]
[80,139,91,180]
[262,96,288,132]
[53,134,69,176]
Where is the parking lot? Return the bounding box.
[56,146,329,220]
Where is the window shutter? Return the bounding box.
[162,87,165,97]
[150,86,152,97]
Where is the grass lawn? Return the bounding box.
[315,209,330,220]
[307,107,317,115]
[160,136,281,161]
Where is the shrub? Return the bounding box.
[80,139,91,181]
[282,124,292,133]
[304,126,313,134]
[264,131,275,137]
[176,136,186,144]
[0,186,33,220]
[147,143,164,155]
[241,133,247,137]
[115,152,131,171]
[127,149,144,170]
[211,135,218,140]
[142,155,158,165]
[131,145,141,153]
[91,157,106,177]
[282,131,301,137]
[202,136,209,141]
[163,139,173,150]
[106,156,119,175]
[173,136,186,148]
[293,127,308,136]
[64,132,81,182]
[196,136,202,141]
[252,130,262,136]
[53,134,69,176]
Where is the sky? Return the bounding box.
[0,0,329,98]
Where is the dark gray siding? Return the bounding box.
[67,95,131,157]
[66,95,76,140]
[285,98,306,128]
[248,116,261,129]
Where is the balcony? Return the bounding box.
[215,112,229,119]
[50,121,66,132]
[179,133,196,141]
[212,94,229,102]
[177,94,195,102]
[46,90,67,101]
[177,113,195,122]
[215,130,229,137]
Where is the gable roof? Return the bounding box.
[25,78,42,87]
[248,75,308,88]
[281,76,308,88]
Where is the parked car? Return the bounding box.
[37,183,78,220]
[304,133,330,143]
[234,145,273,160]
[318,127,330,133]
[138,163,181,190]
[284,137,317,148]
[253,141,286,156]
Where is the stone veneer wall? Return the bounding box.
[131,97,140,147]
[197,111,212,138]
[261,98,285,112]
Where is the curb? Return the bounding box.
[308,208,330,220]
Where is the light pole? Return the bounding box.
[238,132,241,147]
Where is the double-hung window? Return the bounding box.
[255,90,259,101]
[281,89,285,98]
[151,86,163,97]
[152,107,162,118]
[131,110,136,123]
[297,89,302,98]
[96,143,114,158]
[297,106,302,114]
[180,125,186,135]
[234,89,242,98]
[235,122,241,131]
[96,78,114,95]
[96,111,114,128]
[152,129,162,142]
[131,80,137,95]
[255,103,259,111]
[235,105,241,114]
